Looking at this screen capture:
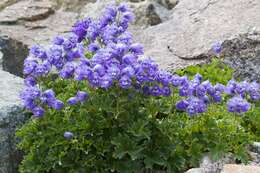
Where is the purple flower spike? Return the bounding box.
[64,131,74,140]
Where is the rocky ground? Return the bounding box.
[0,0,260,173]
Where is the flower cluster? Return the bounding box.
[20,3,260,118]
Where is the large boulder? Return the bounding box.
[135,0,260,81]
[0,70,25,173]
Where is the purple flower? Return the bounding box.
[212,42,222,54]
[67,97,78,106]
[162,86,171,96]
[30,46,47,60]
[176,100,189,111]
[22,99,37,110]
[64,131,74,140]
[107,66,120,79]
[156,70,172,86]
[88,72,100,87]
[63,35,78,50]
[196,85,207,97]
[24,77,37,86]
[179,84,192,97]
[59,62,75,79]
[51,99,64,110]
[53,36,64,45]
[76,91,89,102]
[93,64,106,76]
[118,3,129,12]
[225,80,237,95]
[100,75,113,89]
[227,96,250,113]
[171,75,182,87]
[23,59,38,75]
[186,97,207,115]
[130,43,143,55]
[193,73,203,82]
[122,54,137,65]
[88,43,100,52]
[250,92,260,101]
[43,89,55,99]
[32,106,45,117]
[119,75,132,89]
[34,62,51,76]
[74,64,92,81]
[212,92,222,102]
[72,18,90,42]
[121,66,135,77]
[150,85,161,97]
[186,105,197,116]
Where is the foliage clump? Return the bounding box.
[17,3,260,173]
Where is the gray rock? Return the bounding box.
[251,142,260,154]
[248,151,260,166]
[0,0,55,24]
[221,164,260,173]
[199,154,235,173]
[158,0,179,9]
[185,168,206,173]
[0,70,26,173]
[0,51,3,70]
[222,33,260,82]
[52,0,96,11]
[135,0,260,72]
[0,0,17,10]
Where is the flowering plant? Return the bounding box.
[17,3,259,173]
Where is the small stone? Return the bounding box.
[185,168,206,173]
[199,154,235,173]
[221,164,260,173]
[251,142,260,154]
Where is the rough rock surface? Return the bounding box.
[221,164,260,173]
[0,51,3,70]
[185,168,206,173]
[199,155,235,173]
[222,33,260,82]
[0,70,26,173]
[135,0,260,76]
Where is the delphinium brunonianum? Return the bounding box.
[17,3,260,173]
